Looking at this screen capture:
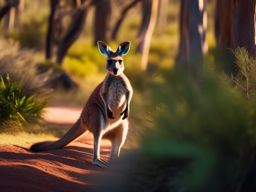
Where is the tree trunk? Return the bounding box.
[214,0,236,74]
[73,0,82,7]
[157,0,168,33]
[137,0,152,39]
[137,0,159,71]
[0,0,18,22]
[56,5,89,64]
[93,0,112,44]
[111,0,142,40]
[45,0,61,60]
[2,0,20,31]
[215,0,256,53]
[215,0,235,49]
[15,0,24,26]
[233,0,256,56]
[0,5,11,21]
[214,0,256,74]
[176,0,207,73]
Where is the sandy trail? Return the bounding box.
[43,106,82,125]
[0,106,111,192]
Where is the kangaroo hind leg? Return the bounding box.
[109,120,128,160]
[90,109,108,168]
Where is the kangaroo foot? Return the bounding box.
[92,158,109,168]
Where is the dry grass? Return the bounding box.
[0,132,57,148]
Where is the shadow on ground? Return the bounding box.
[0,141,110,192]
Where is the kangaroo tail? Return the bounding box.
[30,119,86,152]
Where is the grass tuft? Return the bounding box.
[0,75,46,128]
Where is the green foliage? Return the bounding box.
[4,2,48,50]
[232,47,256,100]
[106,70,256,192]
[7,17,47,50]
[63,41,105,77]
[150,71,253,151]
[0,75,46,125]
[37,60,63,73]
[64,57,99,77]
[0,41,49,132]
[140,70,256,191]
[0,41,51,96]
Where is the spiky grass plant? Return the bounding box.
[0,75,46,124]
[0,41,50,132]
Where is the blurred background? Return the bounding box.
[0,0,256,191]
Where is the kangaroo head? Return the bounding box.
[97,41,131,76]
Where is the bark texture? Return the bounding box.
[233,0,256,56]
[45,0,61,60]
[176,0,207,72]
[137,0,159,71]
[215,0,256,74]
[111,0,142,40]
[93,0,112,44]
[56,1,92,64]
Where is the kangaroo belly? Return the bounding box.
[108,80,127,115]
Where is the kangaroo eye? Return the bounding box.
[118,60,123,64]
[107,60,113,65]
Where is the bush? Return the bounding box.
[12,18,46,50]
[0,41,49,132]
[150,71,254,149]
[0,75,46,124]
[63,41,105,77]
[141,70,256,191]
[64,57,99,77]
[5,2,48,50]
[0,41,51,95]
[232,47,256,100]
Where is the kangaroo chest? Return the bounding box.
[107,78,127,109]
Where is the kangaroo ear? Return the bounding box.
[97,41,111,57]
[116,41,131,56]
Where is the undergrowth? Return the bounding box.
[0,41,49,132]
[232,47,256,100]
[0,75,45,124]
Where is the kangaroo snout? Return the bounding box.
[113,68,118,75]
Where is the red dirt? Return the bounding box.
[43,106,82,125]
[0,106,112,192]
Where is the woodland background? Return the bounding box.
[0,0,256,191]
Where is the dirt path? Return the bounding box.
[43,106,82,125]
[0,106,111,192]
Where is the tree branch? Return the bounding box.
[56,0,95,65]
[111,0,142,40]
[0,0,19,22]
[45,0,61,60]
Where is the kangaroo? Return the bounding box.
[30,41,133,168]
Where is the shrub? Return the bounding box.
[0,41,50,95]
[0,41,49,132]
[232,47,256,100]
[63,41,104,77]
[0,75,46,124]
[150,71,254,150]
[5,3,48,50]
[63,57,99,77]
[140,70,256,191]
